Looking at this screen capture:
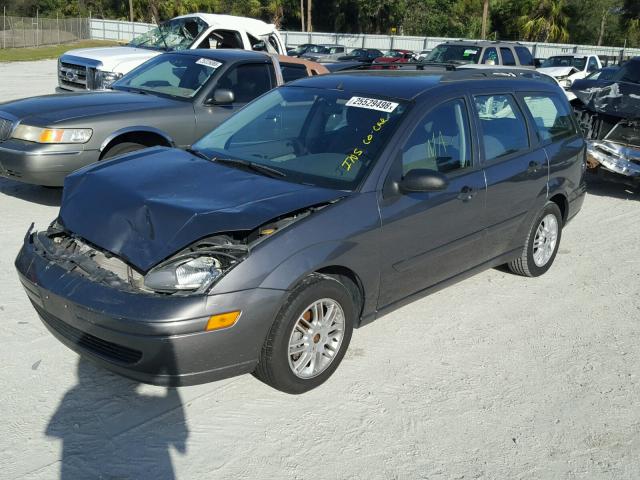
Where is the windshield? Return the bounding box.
[113,53,221,99]
[129,17,207,51]
[424,45,481,64]
[193,87,407,190]
[541,56,587,70]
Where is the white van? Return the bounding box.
[57,14,286,91]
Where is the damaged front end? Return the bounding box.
[573,81,640,184]
[28,203,329,297]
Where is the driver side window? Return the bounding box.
[402,99,472,175]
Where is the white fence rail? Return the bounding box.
[89,18,640,60]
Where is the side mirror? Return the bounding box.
[208,89,234,105]
[399,169,449,193]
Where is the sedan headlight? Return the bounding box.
[144,256,224,292]
[12,125,92,144]
[94,70,123,89]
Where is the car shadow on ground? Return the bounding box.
[0,177,62,206]
[47,359,189,479]
[585,172,639,201]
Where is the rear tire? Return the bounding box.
[508,202,563,277]
[254,274,355,394]
[101,142,147,160]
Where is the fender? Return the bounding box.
[99,126,175,153]
[258,239,379,322]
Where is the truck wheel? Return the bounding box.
[254,274,355,394]
[509,202,563,277]
[101,142,147,160]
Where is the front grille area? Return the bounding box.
[34,302,143,365]
[58,61,89,90]
[0,117,14,142]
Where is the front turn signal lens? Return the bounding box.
[206,311,241,331]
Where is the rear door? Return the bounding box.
[377,96,487,307]
[194,62,275,139]
[472,92,549,259]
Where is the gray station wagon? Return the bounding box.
[16,68,586,394]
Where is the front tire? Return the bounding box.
[254,274,355,394]
[509,202,563,277]
[101,142,147,160]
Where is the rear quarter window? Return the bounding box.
[473,94,529,161]
[280,63,308,83]
[521,94,576,143]
[515,46,534,66]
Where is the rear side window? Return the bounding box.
[402,98,472,175]
[474,94,529,161]
[522,95,576,143]
[587,57,599,72]
[515,46,534,66]
[500,48,516,66]
[216,63,272,103]
[280,63,308,83]
[482,47,498,65]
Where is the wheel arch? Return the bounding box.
[99,127,175,159]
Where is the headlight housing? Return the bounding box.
[556,75,572,88]
[144,256,224,292]
[12,125,92,144]
[94,70,124,89]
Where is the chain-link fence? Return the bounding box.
[0,15,90,49]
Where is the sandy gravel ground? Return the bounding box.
[1,61,639,480]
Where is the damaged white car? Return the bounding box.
[538,54,602,101]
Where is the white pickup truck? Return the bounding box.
[57,13,286,92]
[537,54,602,99]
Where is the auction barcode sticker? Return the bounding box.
[196,58,223,69]
[346,96,399,113]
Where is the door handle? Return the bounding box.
[527,161,542,173]
[457,186,476,202]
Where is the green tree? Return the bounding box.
[519,0,570,42]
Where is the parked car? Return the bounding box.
[337,48,384,63]
[287,43,317,57]
[423,41,535,68]
[416,49,431,61]
[16,68,586,393]
[0,50,326,186]
[56,14,287,92]
[537,54,602,100]
[569,65,620,92]
[301,44,346,62]
[374,49,414,63]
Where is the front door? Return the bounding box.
[378,97,487,307]
[194,63,275,140]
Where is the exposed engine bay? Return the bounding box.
[29,203,329,296]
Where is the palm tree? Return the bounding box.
[520,0,570,43]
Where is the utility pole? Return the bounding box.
[300,0,305,32]
[129,0,134,22]
[306,0,312,32]
[481,0,489,39]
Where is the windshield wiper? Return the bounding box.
[213,156,286,178]
[186,147,210,160]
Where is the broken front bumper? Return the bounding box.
[587,141,640,178]
[15,231,285,386]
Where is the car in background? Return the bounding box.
[301,44,346,62]
[416,50,431,61]
[569,65,620,91]
[423,41,535,68]
[0,50,326,186]
[537,54,602,97]
[374,49,414,64]
[337,48,384,63]
[287,43,317,57]
[57,14,287,92]
[16,67,585,394]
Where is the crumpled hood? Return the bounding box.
[59,148,347,272]
[0,91,178,125]
[573,82,640,119]
[63,46,160,73]
[537,66,579,78]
